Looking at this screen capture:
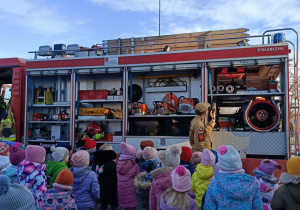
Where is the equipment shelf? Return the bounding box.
[211,92,284,97]
[78,100,123,103]
[28,139,70,143]
[32,104,71,107]
[75,119,123,122]
[128,115,195,118]
[28,121,71,124]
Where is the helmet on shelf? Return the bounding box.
[87,123,102,135]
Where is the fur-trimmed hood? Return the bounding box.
[134,172,152,190]
[150,166,175,177]
[280,172,300,184]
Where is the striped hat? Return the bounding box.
[0,175,35,210]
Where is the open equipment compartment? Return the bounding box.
[207,58,288,158]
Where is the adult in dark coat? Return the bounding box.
[94,149,118,210]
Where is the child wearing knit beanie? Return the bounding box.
[203,145,263,210]
[41,169,77,209]
[160,165,197,210]
[134,146,160,210]
[17,145,47,209]
[180,146,195,174]
[0,175,35,210]
[136,140,155,172]
[271,156,300,210]
[0,142,11,175]
[5,145,25,183]
[94,145,118,210]
[253,159,281,210]
[149,145,182,210]
[191,148,215,209]
[117,142,140,209]
[46,146,70,188]
[70,150,100,209]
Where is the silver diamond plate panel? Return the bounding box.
[191,76,202,101]
[211,131,287,155]
[110,143,122,154]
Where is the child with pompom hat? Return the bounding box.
[191,148,215,209]
[0,142,11,175]
[180,146,194,174]
[17,145,47,209]
[5,145,25,183]
[271,156,300,210]
[134,146,160,210]
[0,175,35,210]
[253,159,281,210]
[70,150,99,210]
[149,145,182,210]
[160,165,197,210]
[203,145,263,210]
[47,146,69,188]
[117,142,140,209]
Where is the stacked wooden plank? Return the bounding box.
[103,28,249,55]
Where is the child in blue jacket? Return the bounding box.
[203,145,263,210]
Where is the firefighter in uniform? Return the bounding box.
[189,102,216,152]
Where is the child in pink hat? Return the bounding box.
[5,145,25,183]
[17,145,47,209]
[117,142,140,209]
[160,165,197,210]
[191,148,215,209]
[253,159,281,210]
[70,150,100,209]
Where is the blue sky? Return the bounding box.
[0,0,300,59]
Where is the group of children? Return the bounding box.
[0,139,300,210]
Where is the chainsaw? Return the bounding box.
[177,96,199,114]
[132,102,152,116]
[162,93,199,114]
[153,101,176,115]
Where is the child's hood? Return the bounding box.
[133,172,152,190]
[0,155,11,168]
[160,200,184,210]
[117,160,138,175]
[70,166,92,184]
[215,173,258,200]
[46,160,68,175]
[195,163,214,179]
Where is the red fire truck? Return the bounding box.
[0,28,298,159]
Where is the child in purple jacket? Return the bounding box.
[117,142,140,209]
[149,145,182,210]
[160,165,197,210]
[70,150,100,210]
[17,145,47,209]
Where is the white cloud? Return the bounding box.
[90,0,300,35]
[0,0,79,36]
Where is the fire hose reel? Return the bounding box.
[244,100,280,132]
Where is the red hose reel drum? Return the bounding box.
[244,100,280,131]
